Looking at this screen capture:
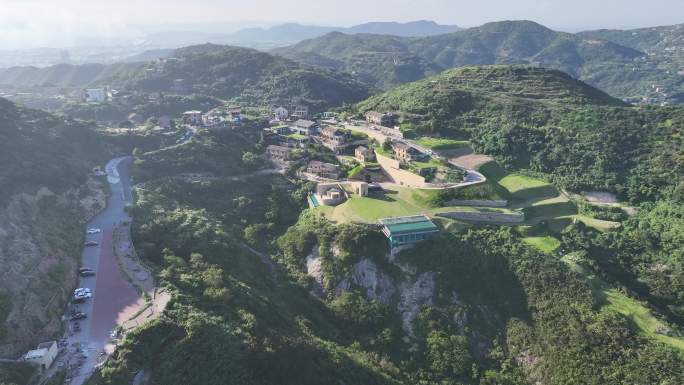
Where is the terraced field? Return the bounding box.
[477,161,622,232]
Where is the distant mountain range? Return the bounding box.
[273,20,684,102]
[0,20,681,105]
[138,20,463,50]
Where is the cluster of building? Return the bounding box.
[263,108,446,251]
[272,105,310,122]
[182,107,242,128]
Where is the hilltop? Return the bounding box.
[128,44,373,110]
[356,65,625,132]
[1,44,373,113]
[354,65,681,201]
[274,20,682,102]
[0,62,144,88]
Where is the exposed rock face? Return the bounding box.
[0,178,106,357]
[331,255,436,342]
[397,272,435,339]
[306,246,324,297]
[350,259,396,305]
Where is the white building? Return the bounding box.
[84,88,106,103]
[24,341,58,371]
[273,107,289,121]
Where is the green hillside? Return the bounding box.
[115,44,373,111]
[87,126,684,385]
[353,66,681,201]
[275,20,682,102]
[0,62,144,88]
[0,98,106,203]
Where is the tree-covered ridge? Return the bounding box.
[275,20,682,102]
[116,44,373,112]
[578,23,684,53]
[353,66,682,201]
[0,97,106,203]
[0,62,145,88]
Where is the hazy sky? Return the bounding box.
[2,0,683,49]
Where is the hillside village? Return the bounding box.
[1,15,683,385]
[163,100,600,254]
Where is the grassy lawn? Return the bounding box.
[498,174,558,200]
[572,214,621,231]
[563,255,684,353]
[416,137,470,150]
[326,192,423,223]
[523,236,561,254]
[320,186,512,224]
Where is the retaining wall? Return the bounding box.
[445,199,508,207]
[437,210,525,224]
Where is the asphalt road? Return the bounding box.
[65,156,141,385]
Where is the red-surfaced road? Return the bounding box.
[89,230,140,344]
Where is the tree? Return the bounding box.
[426,331,473,377]
[382,138,392,152]
[241,151,258,168]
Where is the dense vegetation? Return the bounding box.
[91,130,408,385]
[60,94,223,124]
[0,97,106,203]
[84,61,684,384]
[275,20,683,102]
[354,66,682,202]
[0,62,144,88]
[115,44,373,112]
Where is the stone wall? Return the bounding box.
[445,199,508,207]
[437,210,525,224]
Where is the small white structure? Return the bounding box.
[183,111,202,125]
[273,106,289,121]
[315,183,347,206]
[84,88,106,103]
[24,341,58,371]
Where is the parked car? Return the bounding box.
[85,241,99,247]
[79,267,94,273]
[73,288,92,300]
[73,292,92,300]
[79,270,95,277]
[70,312,87,321]
[87,228,101,234]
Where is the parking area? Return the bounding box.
[61,157,144,385]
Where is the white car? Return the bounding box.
[73,290,92,299]
[87,228,101,234]
[74,288,92,295]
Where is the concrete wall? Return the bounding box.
[375,153,427,188]
[445,199,508,207]
[437,210,525,224]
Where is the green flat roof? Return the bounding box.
[380,216,439,236]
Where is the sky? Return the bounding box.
[1,0,683,49]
